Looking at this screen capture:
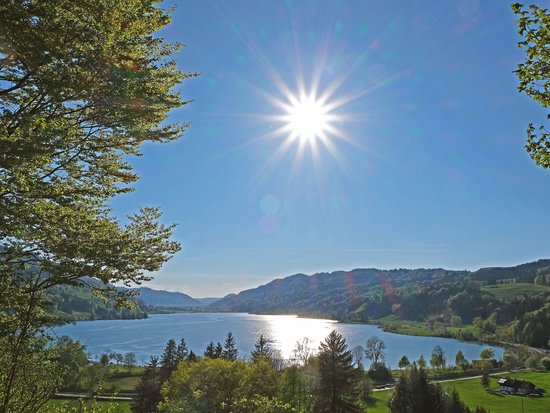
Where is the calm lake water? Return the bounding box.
[52,312,503,367]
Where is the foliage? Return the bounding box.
[251,335,273,363]
[222,332,238,361]
[0,0,193,410]
[315,330,362,413]
[512,3,550,167]
[431,345,447,370]
[365,335,386,366]
[159,358,254,413]
[397,356,410,369]
[388,364,485,413]
[132,356,162,413]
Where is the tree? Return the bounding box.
[133,356,163,413]
[351,345,364,370]
[398,356,410,369]
[159,358,249,413]
[541,356,550,370]
[479,348,495,360]
[480,371,490,391]
[251,335,273,363]
[114,353,124,365]
[315,330,361,413]
[176,338,189,363]
[100,353,111,366]
[455,350,469,371]
[430,345,447,371]
[0,0,194,410]
[222,332,238,361]
[291,337,312,366]
[124,352,137,373]
[418,355,427,368]
[365,335,386,366]
[512,3,550,167]
[161,338,178,377]
[388,364,445,413]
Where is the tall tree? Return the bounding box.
[176,338,189,363]
[315,330,361,413]
[0,0,194,410]
[365,335,386,366]
[222,332,238,361]
[512,3,550,167]
[160,338,178,378]
[133,356,163,413]
[251,335,273,363]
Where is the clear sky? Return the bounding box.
[112,0,550,297]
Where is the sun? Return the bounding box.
[283,93,330,143]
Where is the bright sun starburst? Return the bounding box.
[284,93,330,143]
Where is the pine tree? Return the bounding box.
[251,334,272,362]
[160,339,178,378]
[315,330,361,413]
[222,332,238,361]
[176,338,188,363]
[204,341,216,358]
[132,356,162,413]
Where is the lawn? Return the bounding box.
[481,283,550,300]
[43,399,131,413]
[367,371,550,413]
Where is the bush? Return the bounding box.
[367,362,392,383]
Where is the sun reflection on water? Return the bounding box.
[262,315,337,359]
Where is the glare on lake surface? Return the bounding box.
[53,313,502,366]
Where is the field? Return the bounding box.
[481,283,550,300]
[367,371,550,413]
[44,399,131,413]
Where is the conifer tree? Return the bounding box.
[315,330,361,413]
[160,339,178,378]
[176,338,189,363]
[133,356,162,413]
[222,332,238,361]
[251,334,273,362]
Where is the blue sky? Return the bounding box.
[112,0,550,297]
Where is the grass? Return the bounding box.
[44,399,131,413]
[367,371,550,413]
[481,283,550,300]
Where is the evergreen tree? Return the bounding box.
[222,332,238,361]
[251,334,272,362]
[187,350,197,362]
[388,364,445,413]
[204,341,216,358]
[133,356,162,413]
[215,342,224,358]
[160,339,178,378]
[176,338,189,363]
[315,330,361,413]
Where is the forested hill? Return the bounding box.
[210,267,471,318]
[210,259,550,348]
[131,287,202,308]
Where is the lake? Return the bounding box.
[52,312,503,367]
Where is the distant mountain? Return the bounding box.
[210,268,470,320]
[130,287,203,308]
[195,297,222,306]
[210,260,550,322]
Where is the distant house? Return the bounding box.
[497,378,540,396]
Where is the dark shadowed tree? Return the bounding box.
[133,356,162,413]
[176,338,189,363]
[251,334,273,363]
[160,338,178,378]
[315,330,361,413]
[222,332,238,361]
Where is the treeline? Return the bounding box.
[211,260,550,349]
[46,284,148,321]
[131,332,490,413]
